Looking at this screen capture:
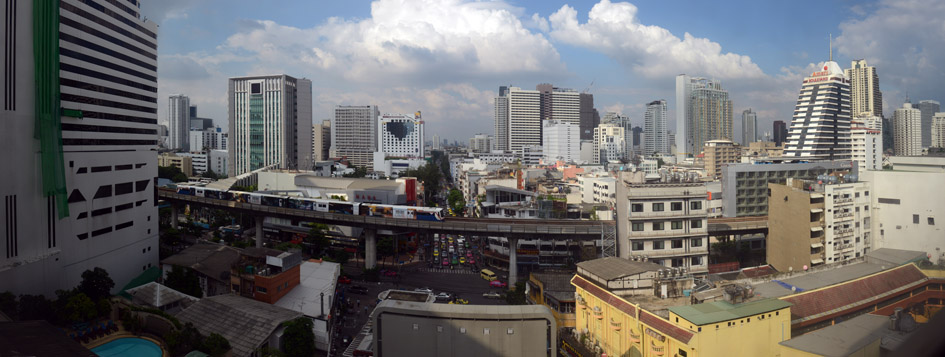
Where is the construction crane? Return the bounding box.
[583,79,595,94]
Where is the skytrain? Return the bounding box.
[175,185,445,221]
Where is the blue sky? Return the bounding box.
[142,0,945,142]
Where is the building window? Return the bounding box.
[914,214,920,224]
[691,238,703,247]
[653,203,664,212]
[653,222,664,231]
[671,221,683,229]
[632,241,645,251]
[930,217,936,225]
[672,240,683,249]
[672,258,683,267]
[653,241,665,250]
[690,201,702,210]
[631,203,643,212]
[691,256,703,266]
[671,202,683,211]
[691,220,703,229]
[256,287,267,294]
[632,223,644,231]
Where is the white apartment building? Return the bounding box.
[550,89,581,126]
[615,181,709,274]
[931,112,945,149]
[822,181,873,264]
[644,100,668,155]
[2,0,160,296]
[468,134,492,153]
[332,105,379,169]
[189,126,227,151]
[676,75,732,160]
[593,124,627,164]
[209,150,228,176]
[542,120,580,163]
[493,86,510,152]
[784,60,853,161]
[893,102,922,156]
[845,59,883,118]
[851,122,883,170]
[178,152,208,175]
[168,94,190,151]
[507,87,541,153]
[521,145,543,166]
[228,75,313,176]
[378,113,424,158]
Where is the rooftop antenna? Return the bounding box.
[829,34,833,62]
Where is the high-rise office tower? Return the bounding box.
[378,113,424,158]
[632,126,643,152]
[845,60,883,118]
[893,102,922,156]
[332,105,380,169]
[312,120,331,162]
[783,61,852,160]
[228,75,313,176]
[916,100,940,148]
[676,75,733,158]
[932,113,945,149]
[536,83,553,121]
[1,0,159,296]
[168,95,190,151]
[190,127,228,151]
[542,120,580,163]
[644,100,668,155]
[579,93,600,141]
[431,134,440,151]
[550,88,580,126]
[773,120,788,146]
[593,124,627,164]
[507,87,541,153]
[741,109,757,145]
[493,86,510,152]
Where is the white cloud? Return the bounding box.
[547,0,764,80]
[836,0,945,112]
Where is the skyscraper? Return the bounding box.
[2,0,159,295]
[644,100,668,155]
[916,100,940,148]
[378,113,424,158]
[579,93,600,141]
[677,75,732,158]
[932,113,945,149]
[312,120,331,162]
[593,124,627,164]
[493,86,510,152]
[773,120,788,146]
[893,102,922,156]
[507,87,541,153]
[332,105,380,169]
[542,120,580,163]
[845,60,883,117]
[783,61,852,160]
[228,75,313,176]
[741,108,757,145]
[169,95,191,151]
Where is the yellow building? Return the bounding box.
[158,153,193,177]
[703,139,741,180]
[528,273,576,328]
[572,274,791,357]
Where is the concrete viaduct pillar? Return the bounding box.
[508,236,518,289]
[364,228,377,270]
[170,205,179,230]
[255,216,264,248]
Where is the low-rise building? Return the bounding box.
[721,161,857,217]
[160,243,241,297]
[576,257,665,297]
[177,294,302,357]
[158,152,194,177]
[615,179,709,274]
[703,139,741,180]
[527,272,577,328]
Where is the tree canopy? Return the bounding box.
[159,165,189,182]
[78,267,114,302]
[447,189,465,216]
[164,266,203,298]
[282,317,315,357]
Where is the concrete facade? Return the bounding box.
[784,61,852,161]
[332,105,379,169]
[893,102,923,156]
[703,139,741,180]
[721,161,857,217]
[542,120,580,164]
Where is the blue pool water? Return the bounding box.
[91,337,163,357]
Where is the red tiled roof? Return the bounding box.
[780,264,928,324]
[571,275,694,344]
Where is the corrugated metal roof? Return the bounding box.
[576,257,664,281]
[668,299,792,326]
[177,295,302,357]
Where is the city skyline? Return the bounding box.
[143,0,945,142]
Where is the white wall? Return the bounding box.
[863,170,945,263]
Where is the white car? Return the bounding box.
[482,291,502,299]
[415,287,433,294]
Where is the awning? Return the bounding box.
[810,226,823,232]
[811,243,823,249]
[811,259,824,265]
[810,208,823,213]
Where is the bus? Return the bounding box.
[480,269,497,281]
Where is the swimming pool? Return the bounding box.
[91,337,163,357]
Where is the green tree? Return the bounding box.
[201,333,231,356]
[282,317,315,357]
[17,294,52,321]
[275,242,303,252]
[504,281,527,305]
[161,227,183,247]
[165,322,205,355]
[164,266,203,298]
[342,165,368,178]
[377,237,394,261]
[447,189,465,216]
[78,267,115,301]
[64,293,97,323]
[0,292,17,320]
[159,165,184,180]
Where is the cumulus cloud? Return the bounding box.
[547,0,764,80]
[138,0,196,24]
[836,0,945,111]
[220,0,565,84]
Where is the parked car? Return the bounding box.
[482,291,502,299]
[489,280,507,288]
[442,258,450,266]
[381,269,397,277]
[349,285,369,295]
[338,276,352,284]
[459,257,466,264]
[449,298,469,305]
[415,287,434,294]
[435,292,452,301]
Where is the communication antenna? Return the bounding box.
[829,34,833,62]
